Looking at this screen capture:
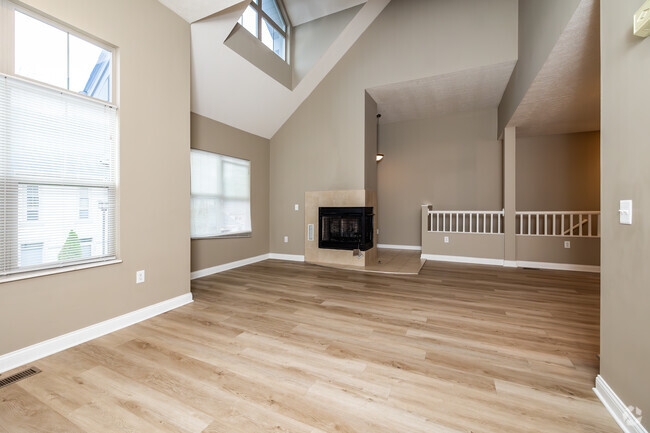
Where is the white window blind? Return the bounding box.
[0,74,117,276]
[191,150,251,238]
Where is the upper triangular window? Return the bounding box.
[237,0,289,60]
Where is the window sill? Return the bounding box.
[192,233,252,240]
[0,258,122,284]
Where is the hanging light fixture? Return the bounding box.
[376,113,383,162]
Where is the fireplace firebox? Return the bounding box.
[319,207,374,251]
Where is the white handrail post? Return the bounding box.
[570,214,574,237]
[553,214,556,236]
[579,214,583,237]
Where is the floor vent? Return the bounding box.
[0,367,41,389]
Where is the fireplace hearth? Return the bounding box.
[319,207,374,251]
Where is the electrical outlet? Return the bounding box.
[444,236,450,244]
[284,236,289,243]
[564,241,571,249]
[294,204,300,211]
[136,270,145,284]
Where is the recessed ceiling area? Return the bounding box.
[284,0,366,26]
[505,0,600,137]
[367,61,517,125]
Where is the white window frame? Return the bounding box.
[239,0,291,62]
[0,0,120,281]
[190,149,252,240]
[0,0,117,104]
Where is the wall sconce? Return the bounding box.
[376,153,384,162]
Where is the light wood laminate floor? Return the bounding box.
[0,260,620,432]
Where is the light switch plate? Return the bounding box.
[283,236,289,243]
[444,236,450,244]
[307,224,314,241]
[564,241,571,249]
[619,200,633,225]
[294,204,299,211]
[136,270,145,284]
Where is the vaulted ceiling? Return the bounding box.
[505,0,600,137]
[368,61,517,125]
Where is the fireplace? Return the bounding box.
[319,207,374,251]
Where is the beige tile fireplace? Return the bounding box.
[305,190,378,267]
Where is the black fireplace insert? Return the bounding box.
[319,207,374,251]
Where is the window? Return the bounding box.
[20,243,44,268]
[80,238,93,258]
[25,185,39,221]
[79,188,89,219]
[190,150,251,238]
[238,0,289,60]
[1,3,118,278]
[14,10,113,102]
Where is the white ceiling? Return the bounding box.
[157,0,241,23]
[158,0,367,25]
[367,61,517,124]
[190,0,391,138]
[284,0,366,26]
[506,0,600,137]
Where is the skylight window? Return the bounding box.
[237,0,289,61]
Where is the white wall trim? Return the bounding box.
[503,260,518,268]
[594,375,647,433]
[0,293,193,374]
[268,253,305,262]
[190,254,270,280]
[378,244,422,251]
[517,261,600,273]
[421,254,504,266]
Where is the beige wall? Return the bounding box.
[292,5,362,87]
[601,0,650,427]
[517,132,600,212]
[516,237,599,266]
[377,109,503,247]
[0,0,190,356]
[364,92,378,192]
[423,233,505,261]
[190,113,270,272]
[498,0,581,134]
[270,0,517,255]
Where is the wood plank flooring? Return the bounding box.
[0,260,621,432]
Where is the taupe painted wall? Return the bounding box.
[190,113,270,272]
[270,0,517,255]
[0,0,190,356]
[498,0,581,134]
[601,0,650,426]
[292,5,362,87]
[517,132,600,211]
[516,237,599,266]
[364,92,378,192]
[377,110,503,247]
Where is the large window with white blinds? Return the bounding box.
[0,3,117,278]
[191,150,251,238]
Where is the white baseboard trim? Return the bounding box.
[503,260,518,268]
[594,375,647,433]
[517,261,600,273]
[377,244,422,251]
[421,254,504,266]
[0,293,193,374]
[190,254,270,280]
[268,253,305,262]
